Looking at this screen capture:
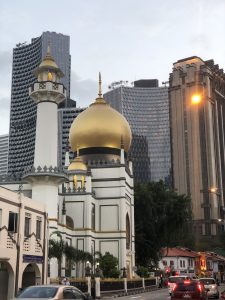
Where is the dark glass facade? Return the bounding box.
[0,134,9,175]
[58,106,85,168]
[8,32,71,177]
[104,84,171,183]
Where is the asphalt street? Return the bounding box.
[104,283,225,300]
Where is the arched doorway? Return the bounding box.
[22,263,41,289]
[0,261,14,300]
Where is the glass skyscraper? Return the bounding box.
[8,32,71,177]
[104,80,171,183]
[0,134,9,175]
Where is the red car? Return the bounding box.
[220,290,225,299]
[171,279,208,300]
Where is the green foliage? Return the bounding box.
[136,266,149,277]
[134,181,193,266]
[48,233,93,277]
[98,252,120,278]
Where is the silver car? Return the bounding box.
[199,278,219,299]
[16,285,91,299]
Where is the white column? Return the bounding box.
[95,277,101,299]
[86,277,91,295]
[124,278,127,293]
[34,102,58,168]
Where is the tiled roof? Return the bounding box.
[162,247,199,258]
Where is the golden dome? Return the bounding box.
[68,156,87,171]
[69,74,132,153]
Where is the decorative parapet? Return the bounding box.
[61,184,86,194]
[24,165,64,174]
[22,165,68,182]
[86,158,122,167]
[29,81,66,94]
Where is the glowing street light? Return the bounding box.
[209,187,218,193]
[191,94,202,105]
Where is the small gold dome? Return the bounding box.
[34,45,64,77]
[68,156,87,171]
[69,98,132,153]
[39,55,58,69]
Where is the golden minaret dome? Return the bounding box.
[68,148,87,171]
[69,73,132,153]
[34,44,64,78]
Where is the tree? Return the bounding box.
[49,238,65,277]
[134,181,193,267]
[98,252,120,278]
[49,231,93,278]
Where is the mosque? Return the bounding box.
[1,47,135,284]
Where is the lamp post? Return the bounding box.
[85,261,91,296]
[200,187,224,233]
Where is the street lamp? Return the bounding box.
[95,262,101,278]
[191,94,202,105]
[85,261,91,277]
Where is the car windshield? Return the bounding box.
[169,276,187,283]
[199,279,215,285]
[17,286,58,298]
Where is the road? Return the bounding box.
[106,284,225,300]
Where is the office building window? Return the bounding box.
[8,211,18,232]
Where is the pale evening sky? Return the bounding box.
[0,0,225,134]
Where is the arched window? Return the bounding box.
[66,216,74,229]
[126,214,131,249]
[91,204,95,230]
[47,71,53,81]
[81,176,85,188]
[73,175,77,189]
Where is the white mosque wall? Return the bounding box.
[32,182,58,219]
[99,241,119,258]
[100,205,119,231]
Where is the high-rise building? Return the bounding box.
[58,105,85,168]
[169,56,225,236]
[104,80,171,183]
[0,134,9,175]
[8,32,71,177]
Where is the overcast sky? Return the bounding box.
[1,0,225,134]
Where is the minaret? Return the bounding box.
[23,46,67,219]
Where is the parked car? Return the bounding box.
[171,279,208,300]
[16,285,91,299]
[168,275,191,295]
[199,278,219,299]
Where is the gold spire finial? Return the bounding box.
[98,72,102,98]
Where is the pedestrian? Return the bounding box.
[61,277,70,285]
